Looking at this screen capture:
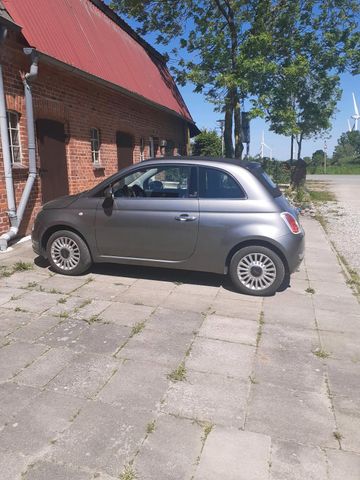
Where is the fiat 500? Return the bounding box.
[32,157,304,296]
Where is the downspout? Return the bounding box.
[0,25,17,239]
[0,48,38,251]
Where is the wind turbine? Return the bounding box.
[351,92,360,131]
[260,131,273,161]
[347,119,353,132]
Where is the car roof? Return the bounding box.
[140,156,261,171]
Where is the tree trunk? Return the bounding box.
[290,135,294,163]
[224,91,234,158]
[296,133,303,160]
[234,90,243,159]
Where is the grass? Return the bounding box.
[308,189,336,202]
[58,297,67,304]
[339,254,360,297]
[313,348,330,359]
[14,307,27,313]
[49,288,62,294]
[58,311,69,319]
[305,287,315,294]
[168,362,187,382]
[86,315,102,324]
[26,281,38,289]
[13,261,34,272]
[202,422,213,442]
[310,165,360,175]
[146,420,156,435]
[333,431,343,441]
[79,299,91,309]
[256,311,265,348]
[120,465,136,480]
[130,321,146,338]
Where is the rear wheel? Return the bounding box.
[46,230,92,275]
[229,245,285,296]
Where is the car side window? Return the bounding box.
[111,165,198,199]
[199,167,245,199]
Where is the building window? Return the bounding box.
[7,111,22,165]
[90,127,101,164]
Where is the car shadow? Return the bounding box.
[34,257,290,296]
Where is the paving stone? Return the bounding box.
[38,275,88,294]
[254,348,325,393]
[0,390,84,455]
[47,352,118,399]
[316,309,360,333]
[332,395,360,453]
[37,318,88,348]
[23,461,92,480]
[163,292,213,313]
[269,440,328,480]
[115,285,172,307]
[101,302,154,327]
[194,426,271,480]
[0,448,32,480]
[246,383,337,447]
[309,280,354,298]
[216,287,262,303]
[2,271,49,289]
[265,290,313,310]
[69,323,131,355]
[50,401,150,477]
[319,330,360,362]
[313,294,359,316]
[327,358,360,398]
[134,414,203,480]
[0,342,48,382]
[9,314,60,342]
[119,327,193,369]
[327,449,360,480]
[16,347,75,388]
[98,359,169,412]
[75,280,129,301]
[146,307,203,335]
[0,382,39,422]
[134,278,177,291]
[199,314,258,346]
[0,287,27,306]
[287,278,311,295]
[186,337,255,380]
[307,268,345,283]
[72,299,112,321]
[174,282,219,297]
[0,308,33,336]
[2,290,63,313]
[210,297,261,320]
[264,303,315,329]
[260,323,318,352]
[162,369,248,426]
[46,296,91,316]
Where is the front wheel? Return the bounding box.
[46,230,92,275]
[229,245,285,296]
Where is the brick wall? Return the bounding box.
[0,30,189,237]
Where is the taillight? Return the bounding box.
[281,212,301,234]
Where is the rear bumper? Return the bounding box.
[280,230,305,274]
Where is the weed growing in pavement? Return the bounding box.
[130,321,145,338]
[79,299,91,309]
[10,295,21,301]
[249,376,258,384]
[313,348,330,359]
[13,261,34,272]
[173,281,183,286]
[0,266,11,278]
[256,312,265,348]
[49,288,62,294]
[86,315,102,324]
[14,307,27,313]
[146,420,156,435]
[26,281,38,289]
[120,464,137,480]
[58,311,69,319]
[333,431,343,441]
[202,422,213,442]
[305,287,315,294]
[58,297,67,304]
[168,362,187,382]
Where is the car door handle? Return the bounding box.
[175,214,197,222]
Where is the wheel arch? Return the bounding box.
[41,224,92,260]
[225,239,289,274]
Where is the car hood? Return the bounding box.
[42,193,82,210]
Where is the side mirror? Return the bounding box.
[104,186,114,200]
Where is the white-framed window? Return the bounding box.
[7,111,22,165]
[90,127,101,164]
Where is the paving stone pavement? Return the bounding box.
[0,217,360,479]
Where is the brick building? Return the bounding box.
[0,0,198,241]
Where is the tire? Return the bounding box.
[229,245,285,296]
[46,230,92,276]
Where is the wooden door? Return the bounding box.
[37,119,69,203]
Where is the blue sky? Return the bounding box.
[109,5,359,160]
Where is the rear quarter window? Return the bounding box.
[249,167,282,197]
[199,167,246,199]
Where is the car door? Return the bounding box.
[95,164,199,261]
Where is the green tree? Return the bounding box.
[312,150,326,167]
[333,131,360,164]
[192,129,222,156]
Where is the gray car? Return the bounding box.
[32,157,305,296]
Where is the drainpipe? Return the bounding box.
[0,47,38,251]
[0,26,17,237]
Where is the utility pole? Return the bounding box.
[324,140,327,175]
[217,119,225,157]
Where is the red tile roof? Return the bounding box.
[3,0,194,122]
